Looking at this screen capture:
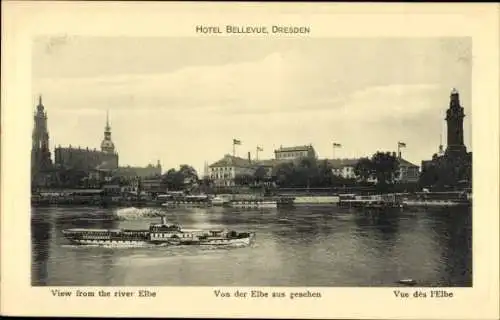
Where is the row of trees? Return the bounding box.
[230,151,402,191]
[159,164,199,191]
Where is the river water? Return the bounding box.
[31,205,472,287]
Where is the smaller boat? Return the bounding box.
[229,199,278,208]
[397,278,417,286]
[210,195,230,206]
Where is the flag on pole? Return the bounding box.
[257,146,263,151]
[233,139,241,145]
[398,142,407,148]
[333,143,342,147]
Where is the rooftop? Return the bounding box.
[323,157,418,169]
[209,155,418,169]
[274,145,315,153]
[209,155,252,168]
[95,161,116,171]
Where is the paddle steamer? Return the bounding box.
[62,217,255,247]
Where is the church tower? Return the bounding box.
[445,88,467,155]
[100,110,115,154]
[31,95,52,172]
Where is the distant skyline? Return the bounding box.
[32,36,472,175]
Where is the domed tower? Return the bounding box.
[100,110,115,154]
[445,88,467,156]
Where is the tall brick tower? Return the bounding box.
[31,95,53,185]
[445,88,467,156]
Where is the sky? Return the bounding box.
[32,36,472,176]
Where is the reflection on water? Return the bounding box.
[31,205,472,287]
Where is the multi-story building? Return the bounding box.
[328,159,359,179]
[397,158,420,183]
[54,111,119,171]
[142,177,163,193]
[208,154,255,186]
[54,146,119,171]
[274,145,316,161]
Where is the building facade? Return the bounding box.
[328,159,359,179]
[274,145,316,160]
[397,158,420,183]
[54,146,119,171]
[54,112,119,171]
[208,154,255,186]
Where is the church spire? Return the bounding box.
[36,94,44,113]
[105,109,110,131]
[101,110,115,154]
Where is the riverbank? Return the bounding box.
[31,189,471,208]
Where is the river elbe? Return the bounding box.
[31,205,472,287]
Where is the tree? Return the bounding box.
[354,157,373,182]
[160,165,200,191]
[370,152,400,191]
[270,158,338,188]
[316,159,334,187]
[161,168,184,191]
[253,166,269,184]
[271,162,295,187]
[179,165,199,183]
[419,160,439,189]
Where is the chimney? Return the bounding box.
[392,152,397,158]
[248,151,251,163]
[398,151,401,159]
[161,216,167,225]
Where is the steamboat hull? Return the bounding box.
[66,238,150,247]
[62,224,255,247]
[149,234,255,246]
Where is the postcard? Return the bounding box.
[1,1,499,319]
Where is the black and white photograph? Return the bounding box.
[2,2,499,319]
[31,36,473,287]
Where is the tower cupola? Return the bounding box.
[100,110,115,154]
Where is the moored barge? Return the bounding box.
[62,217,255,247]
[338,194,404,209]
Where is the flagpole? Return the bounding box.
[397,141,406,159]
[332,142,341,159]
